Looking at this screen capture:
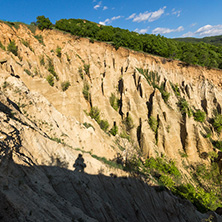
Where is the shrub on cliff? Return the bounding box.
[193,110,206,122]
[36,16,53,30]
[7,40,18,56]
[212,114,222,133]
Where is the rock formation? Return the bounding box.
[0,22,221,221]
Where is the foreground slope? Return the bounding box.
[0,22,222,221]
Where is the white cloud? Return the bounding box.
[134,27,149,34]
[152,26,184,34]
[103,6,108,10]
[126,13,136,20]
[133,11,151,22]
[172,9,181,17]
[99,16,123,25]
[195,24,222,37]
[94,1,102,10]
[181,32,194,37]
[149,6,166,22]
[128,6,166,23]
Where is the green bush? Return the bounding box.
[212,114,222,133]
[83,122,95,130]
[120,130,130,141]
[39,55,45,66]
[110,124,118,136]
[99,120,109,132]
[159,175,175,190]
[177,98,192,117]
[82,82,90,101]
[149,116,158,133]
[109,93,119,111]
[34,35,44,45]
[160,89,170,103]
[24,69,32,76]
[46,75,54,86]
[144,157,181,178]
[7,40,18,56]
[83,64,90,77]
[36,16,53,30]
[89,107,100,123]
[56,46,62,58]
[48,58,59,80]
[78,67,84,79]
[170,83,181,97]
[123,114,134,131]
[212,140,222,151]
[193,110,206,122]
[61,81,70,91]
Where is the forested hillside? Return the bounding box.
[174,35,222,46]
[54,18,222,69]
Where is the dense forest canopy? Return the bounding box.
[174,35,222,46]
[54,18,222,69]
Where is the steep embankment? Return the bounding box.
[0,22,222,221]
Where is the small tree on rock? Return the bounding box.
[36,16,53,30]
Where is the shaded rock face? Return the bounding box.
[0,161,216,222]
[0,23,222,221]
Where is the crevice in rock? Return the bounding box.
[112,58,115,69]
[147,90,155,118]
[201,99,208,114]
[137,118,142,149]
[185,84,191,99]
[101,81,104,96]
[180,115,188,152]
[118,78,124,118]
[121,67,123,76]
[156,114,160,144]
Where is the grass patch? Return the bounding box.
[193,109,206,122]
[109,93,119,111]
[7,40,18,56]
[24,69,32,76]
[34,35,44,45]
[82,82,91,101]
[56,46,62,58]
[61,81,70,91]
[48,58,59,80]
[46,75,54,86]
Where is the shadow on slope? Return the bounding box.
[0,158,220,222]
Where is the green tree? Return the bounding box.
[36,16,53,30]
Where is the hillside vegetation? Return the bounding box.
[54,18,222,69]
[174,35,222,46]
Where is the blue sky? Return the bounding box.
[1,0,222,38]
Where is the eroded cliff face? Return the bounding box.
[0,23,221,221]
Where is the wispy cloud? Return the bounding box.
[94,1,102,10]
[149,6,166,22]
[127,6,166,23]
[103,6,108,10]
[126,13,136,20]
[134,27,149,34]
[190,23,197,27]
[99,16,123,25]
[182,24,222,37]
[152,26,184,34]
[182,32,194,37]
[172,8,181,17]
